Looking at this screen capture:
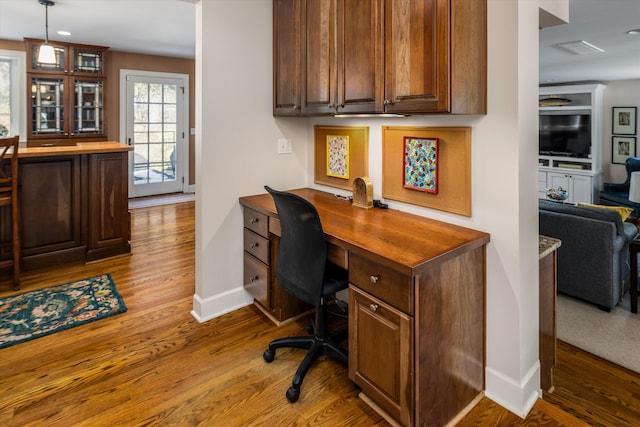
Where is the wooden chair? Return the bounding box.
[0,136,20,289]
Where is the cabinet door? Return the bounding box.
[273,0,303,115]
[17,156,85,268]
[29,75,67,140]
[73,78,106,138]
[349,285,413,426]
[569,174,593,204]
[547,172,569,194]
[87,152,130,260]
[384,0,486,114]
[301,0,337,115]
[335,0,384,114]
[27,39,68,73]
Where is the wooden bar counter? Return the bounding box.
[1,142,132,270]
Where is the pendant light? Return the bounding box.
[37,0,56,64]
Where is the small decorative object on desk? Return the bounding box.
[546,187,568,202]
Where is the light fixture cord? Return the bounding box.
[44,3,49,43]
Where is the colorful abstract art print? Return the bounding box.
[403,137,439,193]
[326,135,350,179]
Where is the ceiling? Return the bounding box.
[1,0,639,83]
[0,0,197,59]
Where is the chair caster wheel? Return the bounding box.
[286,386,299,403]
[263,348,275,363]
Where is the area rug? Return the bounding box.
[556,293,640,374]
[0,273,127,349]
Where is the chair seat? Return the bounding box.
[322,263,349,297]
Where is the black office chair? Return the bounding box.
[262,186,349,403]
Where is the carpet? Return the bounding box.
[0,273,127,349]
[556,292,640,373]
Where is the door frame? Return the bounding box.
[119,69,190,195]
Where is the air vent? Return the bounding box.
[555,40,604,55]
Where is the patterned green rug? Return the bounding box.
[0,273,127,349]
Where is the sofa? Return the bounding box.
[539,199,638,311]
[599,157,640,216]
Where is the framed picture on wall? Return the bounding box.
[612,107,637,135]
[612,136,636,164]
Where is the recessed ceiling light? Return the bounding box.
[555,40,604,55]
[57,30,71,36]
[628,29,640,35]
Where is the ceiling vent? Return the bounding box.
[555,40,605,55]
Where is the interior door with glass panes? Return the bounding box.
[125,75,186,198]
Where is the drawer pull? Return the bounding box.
[369,304,379,312]
[249,242,259,249]
[370,275,380,284]
[250,218,259,224]
[249,275,259,282]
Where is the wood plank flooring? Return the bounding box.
[1,201,639,426]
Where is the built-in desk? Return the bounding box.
[239,188,490,427]
[1,142,131,270]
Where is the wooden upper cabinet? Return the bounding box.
[273,0,302,115]
[384,0,487,114]
[301,0,383,115]
[273,0,485,116]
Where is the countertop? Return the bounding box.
[17,142,132,158]
[539,235,561,259]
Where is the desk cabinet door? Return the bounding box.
[349,285,413,426]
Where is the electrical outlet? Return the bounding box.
[278,138,292,154]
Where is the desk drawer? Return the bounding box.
[349,253,413,315]
[244,228,269,264]
[244,253,269,308]
[243,207,269,238]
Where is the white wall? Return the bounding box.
[600,79,640,184]
[195,0,542,418]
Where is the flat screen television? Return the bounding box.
[539,113,591,158]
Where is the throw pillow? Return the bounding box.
[577,203,634,221]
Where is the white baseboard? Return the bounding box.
[191,286,253,323]
[485,361,540,419]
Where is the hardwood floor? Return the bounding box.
[1,201,639,426]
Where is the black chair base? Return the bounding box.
[263,328,348,403]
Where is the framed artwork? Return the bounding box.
[612,107,637,135]
[314,126,368,191]
[612,136,636,164]
[403,137,439,193]
[326,135,349,179]
[382,126,472,217]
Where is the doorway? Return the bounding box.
[120,70,189,198]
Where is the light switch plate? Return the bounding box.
[278,138,292,154]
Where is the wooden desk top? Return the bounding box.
[239,188,490,276]
[16,142,132,158]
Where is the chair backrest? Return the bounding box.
[0,136,19,195]
[265,186,327,307]
[622,157,640,187]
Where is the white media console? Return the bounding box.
[538,83,605,203]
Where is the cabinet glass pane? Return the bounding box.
[74,50,103,73]
[31,77,65,136]
[74,80,103,134]
[31,45,65,72]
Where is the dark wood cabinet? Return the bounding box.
[384,0,487,114]
[25,39,108,146]
[0,144,131,270]
[273,0,486,116]
[87,152,130,261]
[273,0,303,115]
[301,0,383,115]
[242,206,310,324]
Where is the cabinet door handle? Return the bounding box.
[250,218,259,224]
[249,275,259,282]
[370,275,380,284]
[369,304,379,312]
[249,242,259,249]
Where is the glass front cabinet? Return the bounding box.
[25,39,108,146]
